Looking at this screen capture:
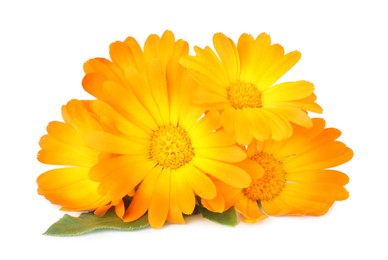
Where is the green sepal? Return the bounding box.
[199,206,238,226]
[44,209,149,236]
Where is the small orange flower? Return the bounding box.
[37,100,127,217]
[203,118,353,222]
[180,32,322,144]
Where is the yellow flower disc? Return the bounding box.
[150,125,194,169]
[226,81,262,109]
[243,152,286,201]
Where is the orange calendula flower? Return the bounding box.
[37,100,127,217]
[180,33,322,144]
[81,30,255,228]
[202,118,353,223]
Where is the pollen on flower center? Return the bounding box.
[150,125,194,169]
[243,152,286,201]
[226,81,262,109]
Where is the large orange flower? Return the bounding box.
[202,118,353,222]
[81,31,256,228]
[37,100,126,216]
[180,33,322,145]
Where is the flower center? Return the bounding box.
[226,81,262,109]
[150,125,194,169]
[243,152,286,201]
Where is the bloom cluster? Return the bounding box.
[37,30,353,231]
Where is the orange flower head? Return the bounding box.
[37,99,128,217]
[180,32,322,144]
[81,30,256,228]
[202,118,353,223]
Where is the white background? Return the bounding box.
[1,0,386,259]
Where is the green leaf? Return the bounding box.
[44,209,149,236]
[199,206,238,226]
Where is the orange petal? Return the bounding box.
[237,33,255,81]
[148,169,171,228]
[174,169,196,215]
[220,107,236,135]
[94,204,112,216]
[201,194,225,213]
[192,157,251,188]
[241,199,267,223]
[196,146,246,163]
[286,183,349,202]
[109,41,136,71]
[37,167,109,211]
[146,59,170,124]
[123,67,164,126]
[287,169,349,185]
[201,178,226,213]
[167,171,185,224]
[234,109,253,145]
[285,143,353,172]
[277,189,332,216]
[114,199,125,219]
[234,159,264,180]
[83,58,120,81]
[123,36,145,71]
[85,131,148,155]
[123,167,161,222]
[247,108,271,141]
[213,33,240,81]
[37,148,96,167]
[180,164,216,200]
[253,43,284,91]
[261,196,292,216]
[257,49,301,90]
[262,81,314,103]
[191,129,236,148]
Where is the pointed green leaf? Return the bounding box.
[200,206,238,226]
[44,209,149,236]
